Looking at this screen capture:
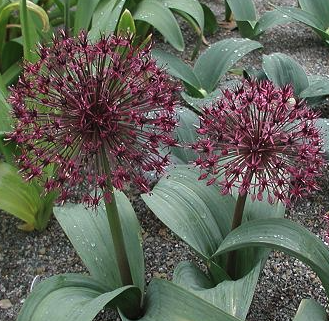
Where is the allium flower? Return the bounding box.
[8,31,179,207]
[193,79,324,205]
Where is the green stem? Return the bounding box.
[63,0,70,34]
[101,149,133,286]
[226,193,247,279]
[224,0,233,22]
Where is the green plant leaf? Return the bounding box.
[54,190,144,292]
[133,0,184,51]
[170,107,199,164]
[225,0,257,21]
[293,299,327,321]
[181,80,240,110]
[201,3,218,35]
[0,88,11,132]
[74,0,101,34]
[181,88,222,111]
[275,6,329,40]
[159,0,204,31]
[193,38,262,92]
[1,41,23,72]
[299,0,329,27]
[224,0,258,38]
[315,118,329,157]
[121,279,241,321]
[173,260,261,319]
[262,53,309,95]
[299,77,329,98]
[142,165,235,266]
[235,21,256,38]
[255,10,293,36]
[2,62,21,86]
[17,274,141,321]
[213,218,329,296]
[152,49,201,91]
[117,9,136,35]
[89,0,126,41]
[0,162,42,227]
[19,0,49,62]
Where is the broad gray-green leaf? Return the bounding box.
[152,49,201,90]
[202,3,218,35]
[299,0,329,27]
[133,0,184,51]
[0,88,11,132]
[173,261,261,320]
[262,53,309,95]
[293,299,327,321]
[74,0,101,34]
[89,0,126,40]
[121,279,241,321]
[0,162,42,227]
[54,191,144,292]
[181,80,241,110]
[275,6,329,40]
[181,88,222,111]
[171,107,199,164]
[235,21,256,39]
[300,77,329,98]
[142,165,234,264]
[233,197,285,277]
[194,38,262,92]
[159,0,204,31]
[255,10,293,35]
[225,0,257,21]
[315,118,329,156]
[214,218,329,295]
[17,274,141,321]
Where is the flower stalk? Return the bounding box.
[101,148,133,286]
[226,193,247,279]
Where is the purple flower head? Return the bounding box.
[193,79,324,206]
[8,31,179,207]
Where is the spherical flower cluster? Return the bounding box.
[8,31,179,207]
[193,79,324,205]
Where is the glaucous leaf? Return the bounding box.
[315,118,329,157]
[299,0,329,27]
[213,218,329,296]
[74,0,101,34]
[275,6,329,40]
[255,10,293,36]
[142,165,234,266]
[170,107,199,164]
[89,0,126,40]
[300,77,329,98]
[54,191,144,292]
[133,0,184,51]
[193,38,262,92]
[121,279,241,321]
[262,53,309,95]
[0,87,11,132]
[293,299,327,321]
[201,3,218,35]
[181,88,222,111]
[173,261,261,319]
[226,0,257,21]
[159,0,204,31]
[17,274,141,321]
[152,49,201,91]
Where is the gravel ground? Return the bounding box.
[1,0,329,320]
